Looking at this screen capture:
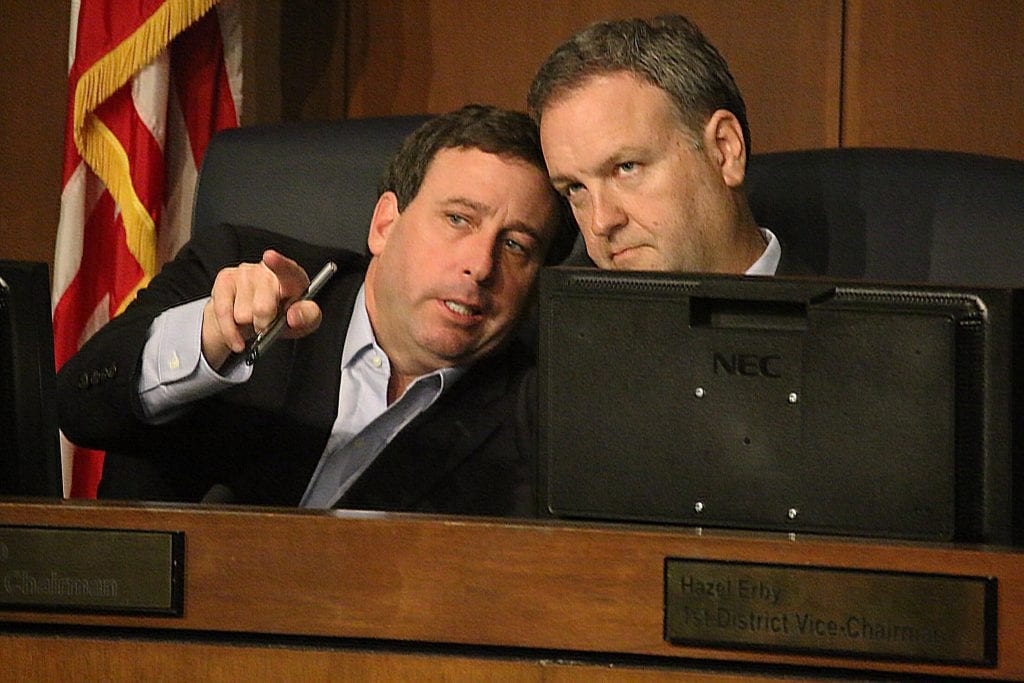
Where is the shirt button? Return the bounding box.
[370,355,383,369]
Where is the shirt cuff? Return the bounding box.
[138,297,252,424]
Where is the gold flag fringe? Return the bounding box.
[72,0,220,283]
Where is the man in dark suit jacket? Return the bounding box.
[57,105,572,516]
[527,15,816,277]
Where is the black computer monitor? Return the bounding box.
[539,267,1023,545]
[0,261,62,496]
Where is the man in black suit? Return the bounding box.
[528,15,813,277]
[56,105,572,515]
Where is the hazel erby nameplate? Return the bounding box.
[664,559,995,665]
[0,526,184,615]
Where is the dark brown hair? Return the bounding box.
[378,104,575,263]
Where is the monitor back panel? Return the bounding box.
[538,269,1020,542]
[0,261,61,497]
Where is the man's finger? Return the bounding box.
[261,249,310,300]
[284,299,323,339]
[209,270,247,353]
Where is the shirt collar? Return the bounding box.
[745,228,781,276]
[341,284,376,369]
[342,284,466,389]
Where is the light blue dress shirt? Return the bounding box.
[138,285,464,507]
[298,287,464,507]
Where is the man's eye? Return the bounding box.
[447,214,468,227]
[503,238,531,257]
[564,183,584,198]
[617,161,637,173]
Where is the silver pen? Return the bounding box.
[245,260,338,365]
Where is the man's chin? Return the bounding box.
[608,249,661,271]
[423,334,501,368]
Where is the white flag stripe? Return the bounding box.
[132,53,170,152]
[160,82,199,265]
[52,162,88,310]
[217,0,244,118]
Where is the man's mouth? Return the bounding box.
[444,299,482,317]
[610,245,640,265]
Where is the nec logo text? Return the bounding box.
[712,352,783,378]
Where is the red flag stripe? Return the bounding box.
[61,99,85,186]
[173,7,238,168]
[95,84,166,223]
[69,447,105,501]
[55,0,241,497]
[52,194,143,369]
[71,0,175,73]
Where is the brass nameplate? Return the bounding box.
[665,559,995,666]
[0,526,183,615]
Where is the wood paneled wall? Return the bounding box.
[345,0,845,154]
[2,0,1021,269]
[344,0,1024,160]
[843,0,1024,158]
[0,2,70,266]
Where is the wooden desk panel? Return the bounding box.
[0,632,822,682]
[0,500,1021,679]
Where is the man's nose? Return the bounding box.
[588,188,627,237]
[460,232,497,283]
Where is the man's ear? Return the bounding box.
[367,191,399,256]
[702,109,747,188]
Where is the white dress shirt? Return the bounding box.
[745,228,782,276]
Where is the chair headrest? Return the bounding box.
[192,116,432,253]
[746,148,1024,286]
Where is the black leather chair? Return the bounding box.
[197,117,1024,289]
[193,116,431,250]
[746,148,1024,287]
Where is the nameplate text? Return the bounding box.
[0,525,183,615]
[664,558,995,665]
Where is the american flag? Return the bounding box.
[53,0,242,497]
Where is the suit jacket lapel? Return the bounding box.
[336,348,521,511]
[774,240,818,276]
